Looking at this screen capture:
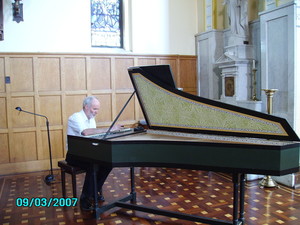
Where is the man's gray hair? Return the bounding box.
[83,96,98,108]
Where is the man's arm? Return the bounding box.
[81,128,107,136]
[81,124,123,136]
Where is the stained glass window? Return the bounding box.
[91,0,123,48]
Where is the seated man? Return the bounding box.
[66,96,122,210]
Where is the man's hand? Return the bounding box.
[111,124,124,132]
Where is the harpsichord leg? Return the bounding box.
[232,173,245,225]
[92,164,101,219]
[94,166,136,219]
[130,167,137,203]
[232,173,239,224]
[239,174,245,224]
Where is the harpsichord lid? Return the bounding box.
[128,65,299,141]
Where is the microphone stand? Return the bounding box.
[15,107,55,184]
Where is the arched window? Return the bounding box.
[91,0,123,48]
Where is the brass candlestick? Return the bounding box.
[259,89,279,188]
[262,89,278,114]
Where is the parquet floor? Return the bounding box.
[1,167,300,225]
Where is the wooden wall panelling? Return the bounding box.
[0,53,197,175]
[158,57,179,86]
[0,55,8,166]
[0,57,4,92]
[40,129,64,159]
[9,57,36,165]
[39,95,62,126]
[110,57,116,127]
[0,97,7,129]
[115,57,134,90]
[39,95,63,160]
[179,57,197,95]
[137,57,157,66]
[90,57,112,91]
[34,57,44,163]
[37,57,61,92]
[95,93,113,126]
[114,57,135,125]
[89,57,113,127]
[3,56,12,170]
[60,56,67,157]
[116,93,136,123]
[10,56,40,166]
[64,57,87,91]
[86,56,92,95]
[10,57,34,92]
[11,96,35,128]
[132,57,143,123]
[0,97,7,166]
[10,131,37,162]
[135,96,145,122]
[64,95,87,123]
[0,133,9,164]
[1,159,57,175]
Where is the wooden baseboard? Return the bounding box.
[0,158,64,176]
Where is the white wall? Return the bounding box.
[131,0,198,54]
[0,0,198,55]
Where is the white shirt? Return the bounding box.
[67,110,96,136]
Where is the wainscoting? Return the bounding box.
[0,53,197,175]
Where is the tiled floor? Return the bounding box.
[1,167,300,225]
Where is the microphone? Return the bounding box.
[15,106,55,184]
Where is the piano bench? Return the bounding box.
[57,160,86,198]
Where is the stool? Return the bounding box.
[58,160,86,198]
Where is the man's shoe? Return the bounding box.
[80,197,94,211]
[97,194,105,202]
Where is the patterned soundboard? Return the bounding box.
[128,68,299,141]
[147,130,298,146]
